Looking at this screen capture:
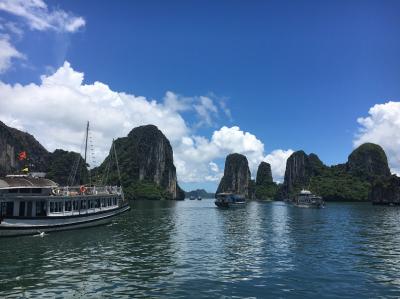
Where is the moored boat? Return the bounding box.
[0,122,130,237]
[215,192,246,208]
[294,189,324,208]
[197,196,202,200]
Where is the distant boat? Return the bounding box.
[293,190,324,208]
[189,196,195,200]
[215,193,246,208]
[197,196,202,200]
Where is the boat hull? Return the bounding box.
[0,204,130,237]
[215,201,246,208]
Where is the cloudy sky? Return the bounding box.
[0,0,399,192]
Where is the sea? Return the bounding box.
[1,199,400,298]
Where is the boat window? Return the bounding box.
[73,200,79,211]
[8,189,18,193]
[96,199,100,208]
[113,198,117,205]
[101,199,106,207]
[1,202,14,217]
[36,201,46,216]
[50,202,55,213]
[32,188,42,194]
[56,202,63,212]
[19,201,25,216]
[65,201,72,212]
[19,188,31,193]
[27,201,32,217]
[81,200,87,210]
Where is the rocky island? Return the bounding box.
[96,125,185,200]
[277,143,394,202]
[216,153,254,198]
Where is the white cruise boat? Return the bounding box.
[294,189,324,208]
[0,122,130,237]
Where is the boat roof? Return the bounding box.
[0,176,58,189]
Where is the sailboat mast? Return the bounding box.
[84,121,89,165]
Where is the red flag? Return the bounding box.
[18,151,27,161]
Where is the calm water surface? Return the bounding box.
[1,200,400,298]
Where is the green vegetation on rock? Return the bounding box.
[278,143,392,201]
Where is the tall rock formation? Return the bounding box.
[255,162,278,200]
[279,151,325,198]
[98,125,184,200]
[0,121,49,176]
[347,143,391,181]
[216,153,252,198]
[256,162,273,185]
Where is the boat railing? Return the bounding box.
[53,185,122,197]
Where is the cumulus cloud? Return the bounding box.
[0,37,25,73]
[0,0,86,32]
[0,61,189,163]
[264,149,294,182]
[173,126,293,183]
[354,101,400,175]
[0,61,292,188]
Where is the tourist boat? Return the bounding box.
[294,189,324,208]
[189,196,195,200]
[0,122,130,237]
[215,193,246,208]
[197,196,202,200]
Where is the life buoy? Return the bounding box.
[80,185,87,193]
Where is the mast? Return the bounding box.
[84,121,89,165]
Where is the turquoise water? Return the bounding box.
[1,200,400,298]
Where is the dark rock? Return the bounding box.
[279,151,326,199]
[347,143,391,182]
[216,153,253,198]
[369,175,400,204]
[0,120,49,175]
[46,149,89,186]
[97,125,183,200]
[256,162,273,185]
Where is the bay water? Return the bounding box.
[1,200,400,298]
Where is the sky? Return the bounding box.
[0,0,400,192]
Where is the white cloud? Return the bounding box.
[0,0,86,32]
[264,149,294,182]
[0,61,292,188]
[354,101,400,175]
[0,37,25,73]
[173,125,292,183]
[0,61,189,164]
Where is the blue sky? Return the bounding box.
[1,0,400,191]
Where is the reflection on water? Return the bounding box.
[1,200,400,298]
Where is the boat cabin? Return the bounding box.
[0,175,121,219]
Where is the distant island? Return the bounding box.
[215,143,400,204]
[185,189,215,198]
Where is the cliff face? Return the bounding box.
[279,151,325,198]
[369,175,400,204]
[256,162,273,185]
[254,162,278,200]
[0,121,49,176]
[99,125,184,200]
[216,153,252,198]
[278,143,392,201]
[347,143,391,181]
